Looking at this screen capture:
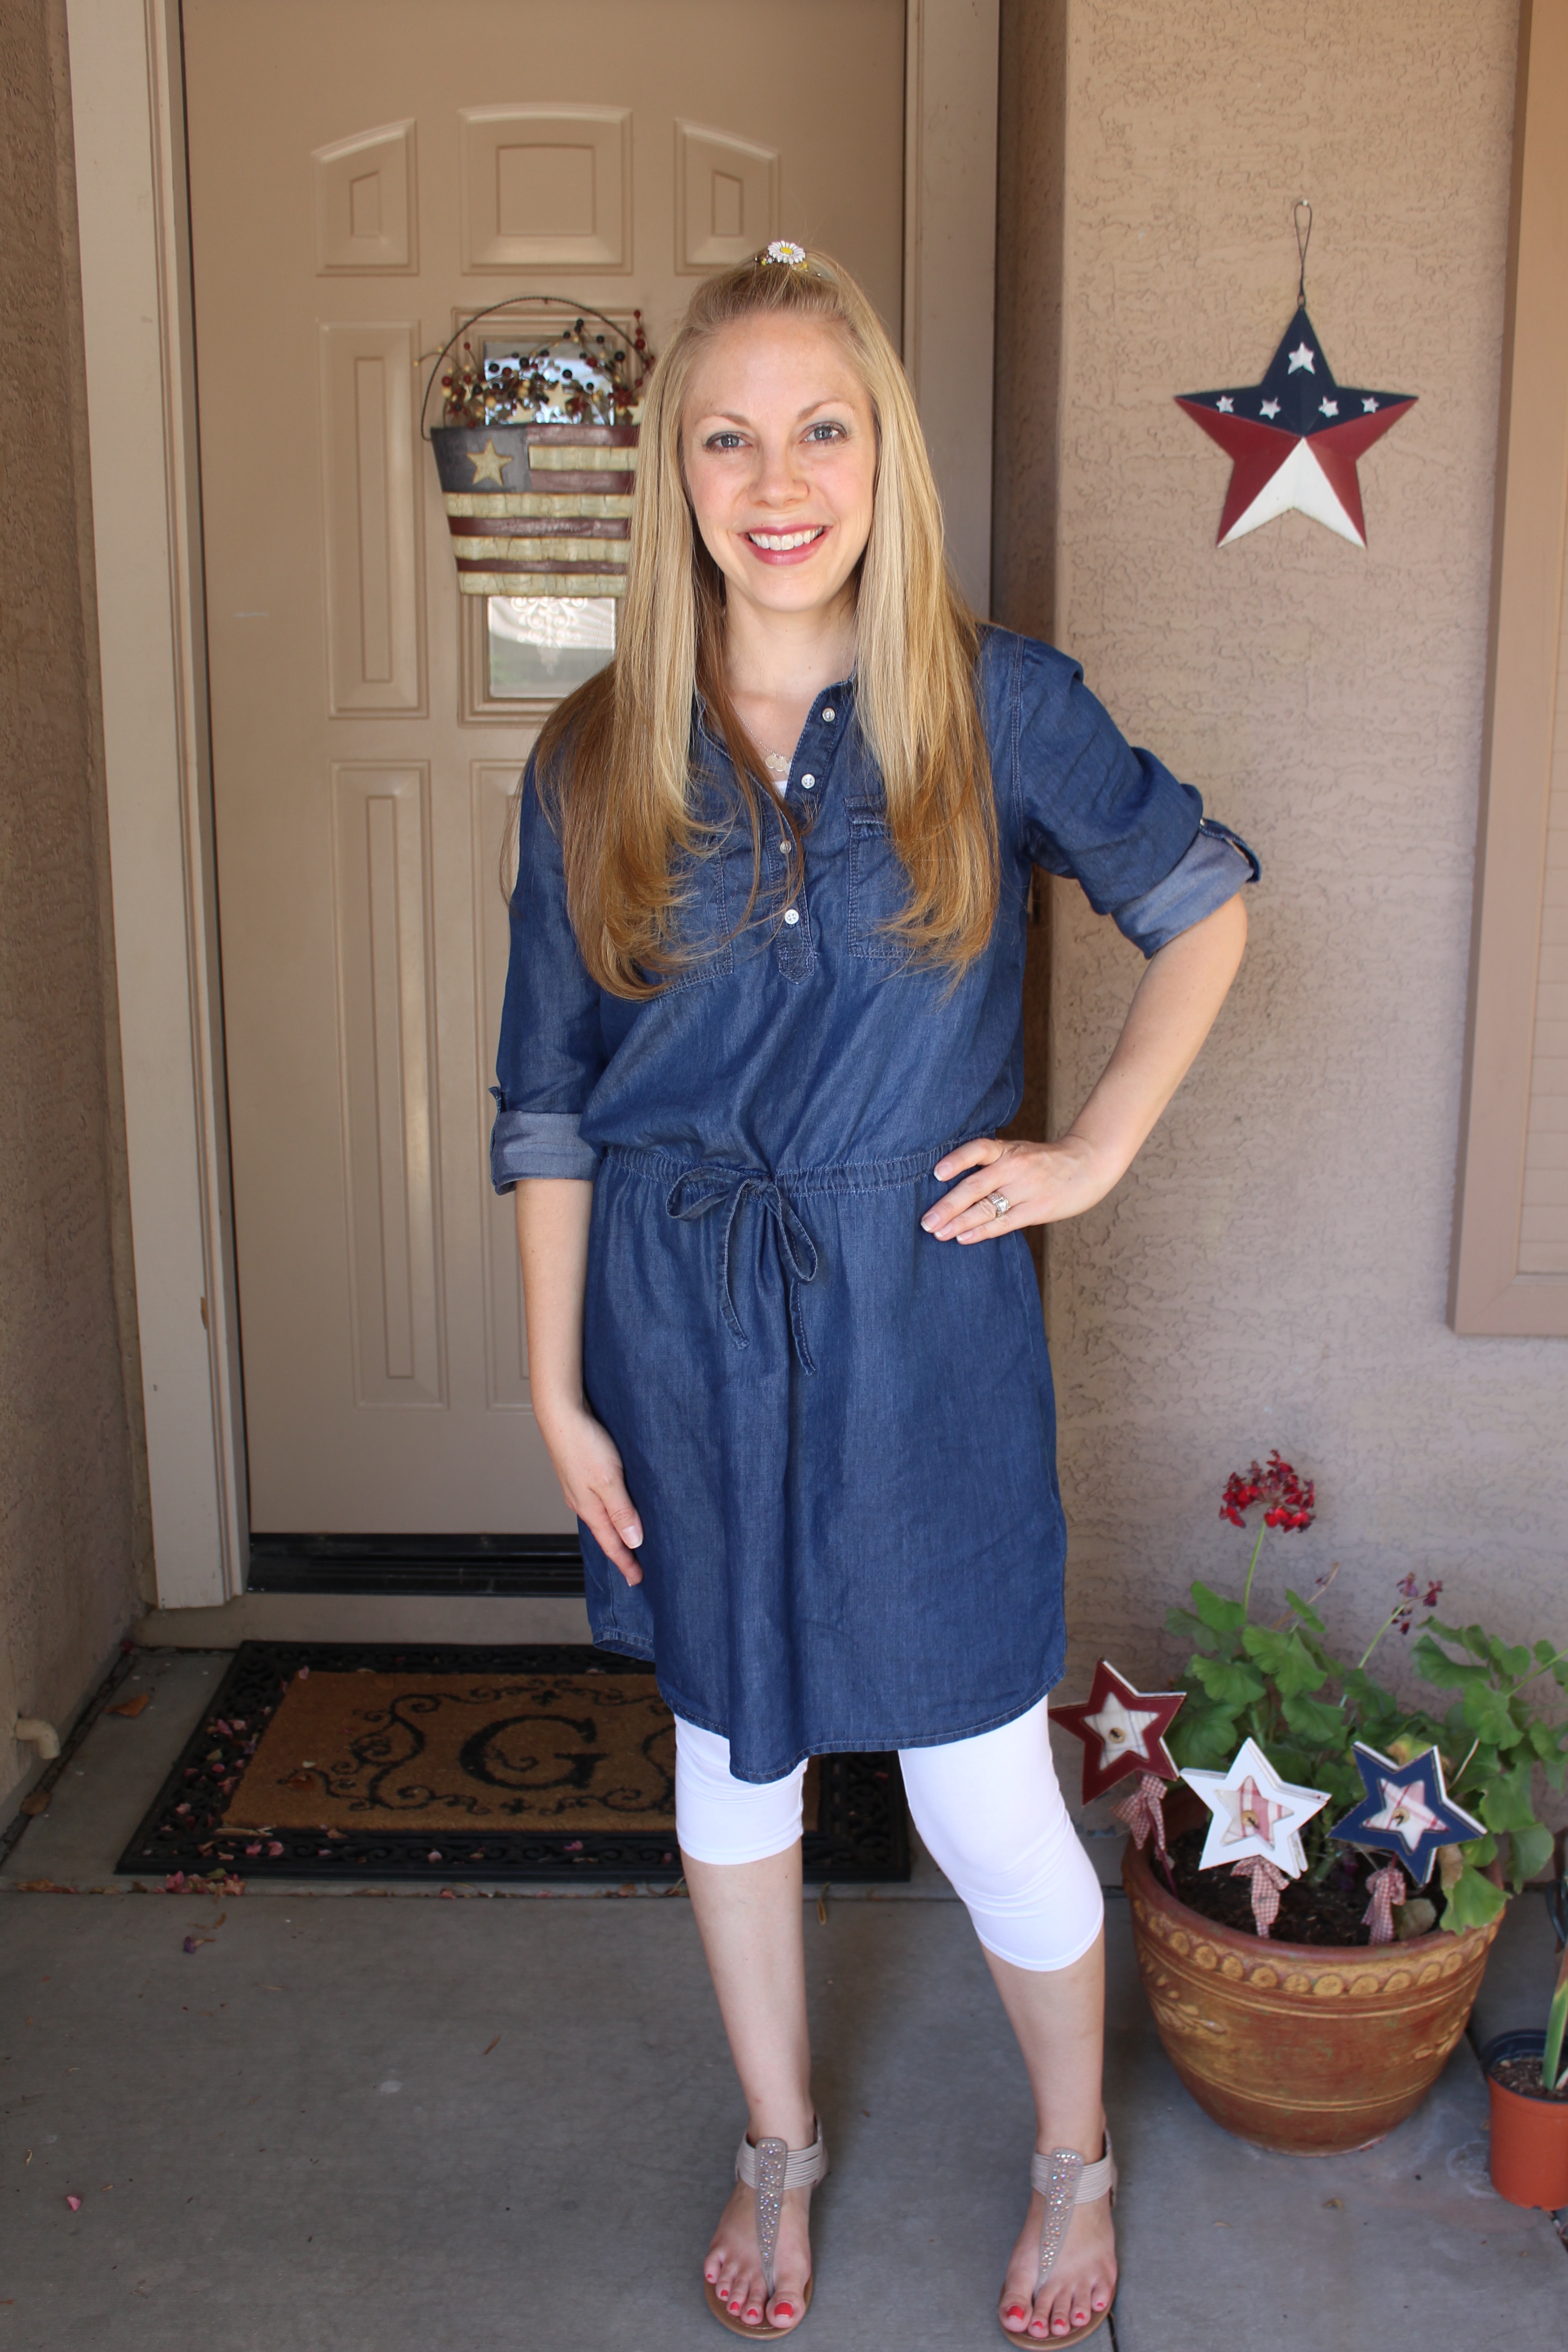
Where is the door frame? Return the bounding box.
[65,0,1000,1611]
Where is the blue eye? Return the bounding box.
[806,421,845,442]
[706,431,745,451]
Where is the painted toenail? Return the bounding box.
[775,2306,794,2320]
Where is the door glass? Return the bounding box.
[485,594,616,698]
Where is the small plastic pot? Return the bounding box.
[1480,2030,1568,2210]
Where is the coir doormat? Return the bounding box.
[118,1642,910,1883]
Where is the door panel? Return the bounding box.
[183,0,905,1532]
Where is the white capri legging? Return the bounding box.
[674,1697,1104,1973]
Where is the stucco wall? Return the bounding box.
[997,1,1568,1714]
[0,0,145,1818]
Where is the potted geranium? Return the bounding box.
[1068,1454,1568,2155]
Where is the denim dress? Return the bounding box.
[492,627,1256,1782]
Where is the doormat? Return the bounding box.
[117,1642,910,1883]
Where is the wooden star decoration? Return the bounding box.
[1176,303,1415,548]
[1327,1741,1485,1887]
[1053,1660,1185,1803]
[1181,1736,1330,1877]
[466,437,513,485]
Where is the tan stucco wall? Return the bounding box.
[997,1,1568,1705]
[0,0,146,1818]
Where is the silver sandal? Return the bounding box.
[704,2119,829,2339]
[999,2132,1117,2347]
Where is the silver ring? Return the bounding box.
[987,1190,1010,1219]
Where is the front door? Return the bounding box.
[182,0,906,1539]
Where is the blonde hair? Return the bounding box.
[536,246,997,996]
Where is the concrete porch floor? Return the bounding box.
[1,1651,1564,2350]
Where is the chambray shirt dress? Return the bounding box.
[492,627,1256,1782]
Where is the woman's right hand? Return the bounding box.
[536,1400,645,1585]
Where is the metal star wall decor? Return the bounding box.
[1181,1736,1331,1877]
[1053,1660,1186,1803]
[1175,203,1415,548]
[1327,1741,1485,1887]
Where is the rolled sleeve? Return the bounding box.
[490,757,608,1192]
[996,632,1259,955]
[1111,820,1259,956]
[489,1102,601,1187]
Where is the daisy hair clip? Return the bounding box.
[760,239,808,267]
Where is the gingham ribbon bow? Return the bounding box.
[1361,1858,1407,1946]
[1231,1855,1289,1938]
[1112,1772,1171,1862]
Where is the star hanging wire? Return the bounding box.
[1175,204,1414,547]
[1327,1741,1485,1887]
[1181,1736,1331,1877]
[1053,1660,1186,1804]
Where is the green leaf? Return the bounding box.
[1283,1588,1327,1634]
[1424,1616,1467,1644]
[1486,1636,1533,1681]
[1190,1581,1248,1637]
[1461,1624,1493,1662]
[1280,1690,1350,1747]
[1460,1681,1525,1749]
[1505,1821,1555,1889]
[1191,1654,1267,1710]
[1242,1625,1329,1697]
[1440,1861,1506,1936]
[1411,1632,1486,1690]
[1164,1604,1218,1657]
[1479,1759,1538,1834]
[1167,1700,1240,1771]
[1536,1640,1561,1666]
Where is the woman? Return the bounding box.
[493,245,1253,2345]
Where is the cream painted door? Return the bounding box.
[183,0,906,1533]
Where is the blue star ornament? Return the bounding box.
[1176,305,1415,548]
[1328,1741,1485,1886]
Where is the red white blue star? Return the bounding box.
[1176,304,1415,548]
[1328,1741,1485,1886]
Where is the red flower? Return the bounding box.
[1220,1451,1316,1532]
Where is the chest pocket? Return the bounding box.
[847,814,912,964]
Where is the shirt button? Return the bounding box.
[821,708,835,723]
[783,907,800,926]
[801,774,816,789]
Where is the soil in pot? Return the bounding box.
[1490,2054,1568,2101]
[1166,1823,1391,1944]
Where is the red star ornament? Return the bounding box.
[1176,303,1415,548]
[1053,1660,1186,1804]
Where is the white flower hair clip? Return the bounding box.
[761,240,807,267]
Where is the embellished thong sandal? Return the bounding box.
[999,2132,1117,2348]
[704,2120,829,2339]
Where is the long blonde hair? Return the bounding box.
[536,246,997,995]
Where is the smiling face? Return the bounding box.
[681,316,877,628]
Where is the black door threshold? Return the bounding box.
[247,1533,586,1597]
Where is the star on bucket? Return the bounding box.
[1181,1736,1330,1877]
[1053,1660,1185,1803]
[465,438,513,485]
[1328,1741,1484,1886]
[1176,304,1415,547]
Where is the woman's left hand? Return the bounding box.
[920,1134,1123,1243]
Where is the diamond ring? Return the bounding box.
[987,1190,1010,1219]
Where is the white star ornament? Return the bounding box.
[1181,1737,1331,1878]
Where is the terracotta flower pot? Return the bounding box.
[1480,2030,1568,2209]
[1123,1828,1504,2154]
